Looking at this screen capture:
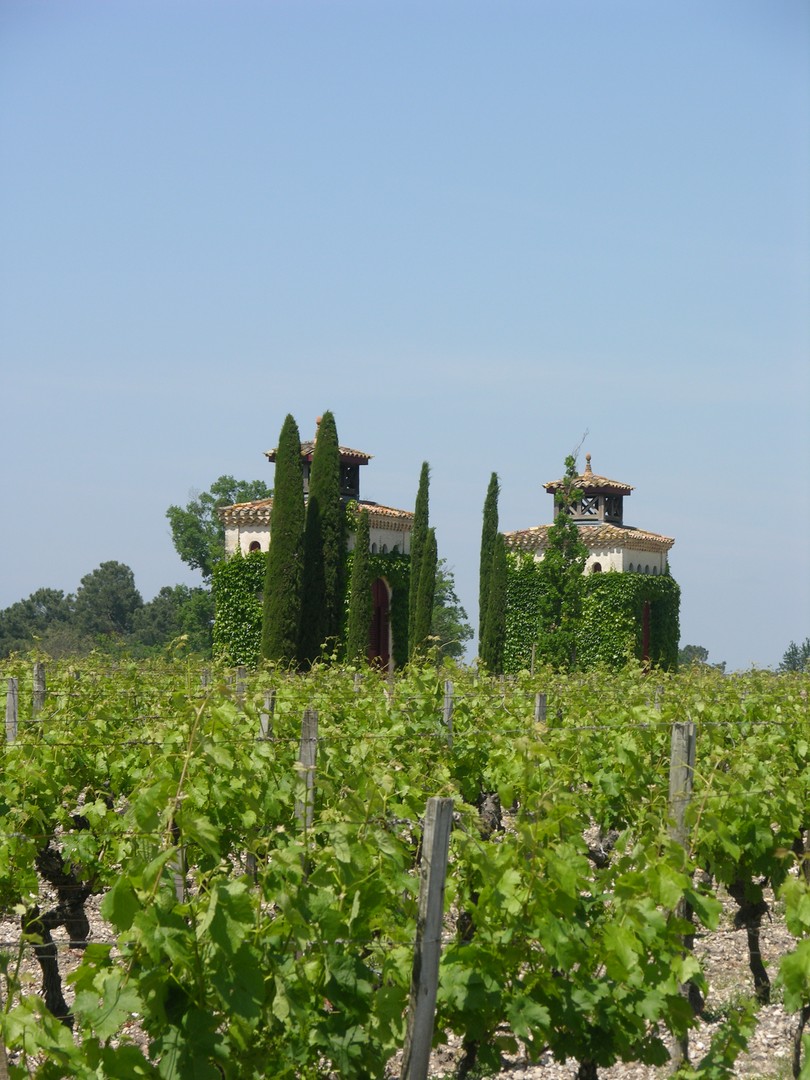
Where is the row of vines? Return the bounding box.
[0,658,808,1079]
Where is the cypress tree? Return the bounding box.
[299,411,346,664]
[345,508,372,663]
[408,462,430,659]
[478,472,500,653]
[261,414,305,664]
[536,454,588,669]
[412,526,437,658]
[480,532,507,673]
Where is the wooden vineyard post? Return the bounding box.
[236,665,247,707]
[530,642,536,676]
[259,689,275,741]
[669,721,696,848]
[5,678,18,744]
[400,796,453,1080]
[169,819,186,903]
[32,661,46,718]
[443,680,453,749]
[668,720,697,1068]
[295,708,318,831]
[534,692,547,725]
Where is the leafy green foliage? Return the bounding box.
[0,574,214,661]
[345,508,372,662]
[480,532,507,673]
[73,561,144,640]
[579,572,680,670]
[212,548,265,665]
[0,588,78,658]
[130,584,214,656]
[431,559,473,661]
[0,660,806,1076]
[0,656,807,1071]
[504,554,680,673]
[166,475,272,582]
[479,472,499,652]
[535,455,588,669]
[678,644,726,673]
[411,526,437,658]
[780,637,810,673]
[261,414,305,665]
[408,462,430,660]
[299,411,346,665]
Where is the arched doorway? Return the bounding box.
[369,578,391,669]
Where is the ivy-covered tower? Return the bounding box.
[502,454,680,670]
[506,454,674,576]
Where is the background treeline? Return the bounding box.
[0,563,215,659]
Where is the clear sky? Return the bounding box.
[1,0,808,670]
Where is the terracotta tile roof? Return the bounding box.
[504,522,674,555]
[545,453,633,495]
[265,441,372,464]
[357,500,413,523]
[217,498,412,527]
[217,499,273,526]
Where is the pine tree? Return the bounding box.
[299,411,346,665]
[536,454,588,669]
[345,508,372,663]
[480,532,507,673]
[412,526,437,658]
[479,472,499,653]
[261,414,305,664]
[408,462,430,659]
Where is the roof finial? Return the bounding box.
[584,453,592,475]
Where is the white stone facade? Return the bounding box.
[220,500,413,559]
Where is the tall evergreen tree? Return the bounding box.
[480,532,507,673]
[536,454,588,669]
[261,414,305,664]
[479,472,500,653]
[345,508,372,663]
[408,462,430,659]
[412,526,437,658]
[299,411,346,664]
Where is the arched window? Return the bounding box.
[653,565,658,575]
[371,543,378,554]
[381,544,388,554]
[591,562,602,573]
[645,564,650,574]
[628,563,635,573]
[248,540,261,552]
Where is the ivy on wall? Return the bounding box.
[503,552,680,673]
[578,572,680,670]
[213,547,411,669]
[212,548,266,667]
[504,553,542,674]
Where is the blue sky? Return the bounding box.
[1,1,808,670]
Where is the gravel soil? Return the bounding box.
[1,881,805,1079]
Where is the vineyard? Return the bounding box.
[0,659,808,1079]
